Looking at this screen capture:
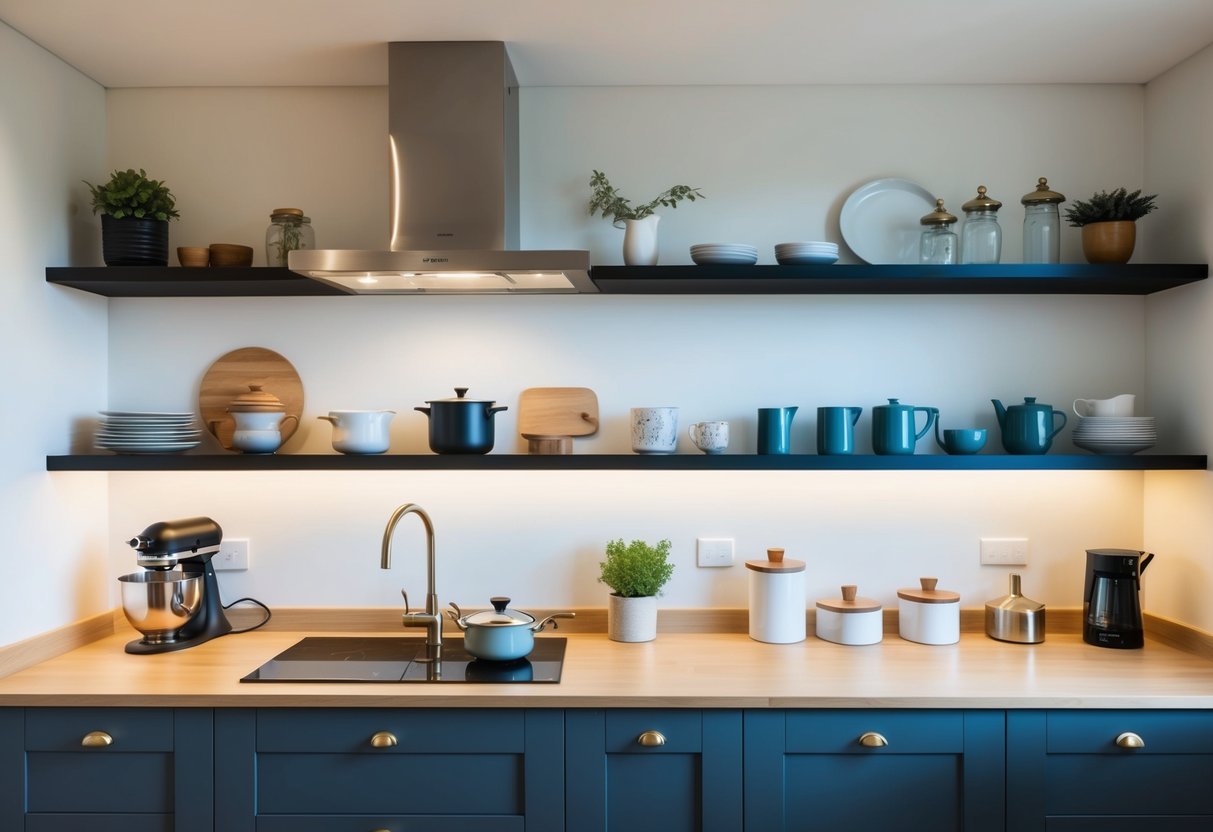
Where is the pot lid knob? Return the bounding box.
[455,387,469,399]
[491,596,510,613]
[920,577,939,592]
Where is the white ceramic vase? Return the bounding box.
[608,593,658,642]
[622,215,660,266]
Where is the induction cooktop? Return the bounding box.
[240,636,565,683]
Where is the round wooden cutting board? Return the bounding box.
[198,347,304,450]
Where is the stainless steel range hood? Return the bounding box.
[290,42,592,294]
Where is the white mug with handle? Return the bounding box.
[688,421,729,455]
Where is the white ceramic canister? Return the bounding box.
[815,585,883,646]
[746,548,806,644]
[897,577,960,645]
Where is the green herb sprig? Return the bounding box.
[589,170,704,227]
[599,538,675,598]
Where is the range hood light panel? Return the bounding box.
[301,266,581,294]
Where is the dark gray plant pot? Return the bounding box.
[101,214,169,266]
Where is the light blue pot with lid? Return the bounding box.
[447,597,574,662]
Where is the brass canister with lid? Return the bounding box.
[985,572,1046,644]
[1021,177,1066,264]
[919,199,958,265]
[960,185,1003,264]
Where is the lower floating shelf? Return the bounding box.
[45,454,1208,472]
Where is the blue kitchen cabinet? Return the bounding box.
[744,709,1006,831]
[1007,710,1213,831]
[565,709,743,832]
[0,707,213,832]
[214,708,564,832]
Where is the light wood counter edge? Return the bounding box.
[0,610,114,679]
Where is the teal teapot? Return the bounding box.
[992,397,1067,454]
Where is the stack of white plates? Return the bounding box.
[1072,416,1157,455]
[96,411,202,454]
[690,243,758,265]
[775,241,839,265]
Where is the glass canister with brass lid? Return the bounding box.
[265,207,315,267]
[960,185,1002,264]
[919,198,958,265]
[1021,177,1065,264]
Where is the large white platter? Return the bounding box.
[840,178,937,264]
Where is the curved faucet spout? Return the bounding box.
[381,503,442,653]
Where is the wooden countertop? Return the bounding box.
[1,625,1212,708]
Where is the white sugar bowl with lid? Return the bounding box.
[815,585,883,646]
[897,577,960,645]
[746,547,806,644]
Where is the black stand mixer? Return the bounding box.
[121,516,237,654]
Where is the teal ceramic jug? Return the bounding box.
[872,399,938,455]
[992,397,1067,454]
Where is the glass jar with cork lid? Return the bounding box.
[265,208,315,267]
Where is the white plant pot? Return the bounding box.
[622,215,660,266]
[608,593,658,642]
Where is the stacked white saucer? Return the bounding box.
[775,241,839,265]
[690,243,758,265]
[96,411,202,454]
[1072,416,1157,455]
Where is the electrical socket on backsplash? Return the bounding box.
[697,538,734,568]
[980,537,1029,566]
[214,538,250,571]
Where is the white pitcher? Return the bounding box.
[318,410,395,454]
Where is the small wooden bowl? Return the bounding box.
[177,246,210,267]
[209,243,254,268]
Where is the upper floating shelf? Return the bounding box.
[45,454,1208,472]
[45,264,1208,297]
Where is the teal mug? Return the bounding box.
[817,406,863,455]
[872,399,938,455]
[935,425,988,455]
[757,406,798,454]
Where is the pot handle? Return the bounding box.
[532,611,576,633]
[414,406,431,417]
[486,405,509,416]
[1139,552,1155,575]
[446,602,469,631]
[316,415,335,424]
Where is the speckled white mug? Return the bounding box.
[688,421,729,454]
[631,407,679,454]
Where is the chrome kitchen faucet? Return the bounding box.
[381,503,443,658]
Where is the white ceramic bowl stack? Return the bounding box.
[774,241,839,265]
[96,411,202,454]
[1072,416,1157,455]
[689,243,758,265]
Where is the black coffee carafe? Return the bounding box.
[1083,548,1155,649]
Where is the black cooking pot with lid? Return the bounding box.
[415,387,508,454]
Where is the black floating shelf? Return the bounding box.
[46,454,1207,472]
[45,264,1207,297]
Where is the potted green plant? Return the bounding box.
[1064,187,1157,264]
[599,537,675,642]
[84,168,180,266]
[589,170,704,266]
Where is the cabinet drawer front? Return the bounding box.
[257,816,525,832]
[27,752,172,813]
[605,710,702,753]
[27,814,173,832]
[1047,711,1213,754]
[786,755,962,831]
[25,708,173,752]
[1046,817,1213,831]
[1044,755,1213,815]
[786,709,964,754]
[258,753,523,815]
[257,709,523,753]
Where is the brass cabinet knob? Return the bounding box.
[858,731,889,748]
[1115,731,1145,749]
[81,731,113,748]
[636,730,667,747]
[369,731,398,748]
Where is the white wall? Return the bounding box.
[93,83,1161,616]
[1143,43,1213,632]
[0,21,109,647]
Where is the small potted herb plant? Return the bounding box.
[599,537,675,642]
[589,170,704,266]
[1064,187,1158,264]
[84,168,180,266]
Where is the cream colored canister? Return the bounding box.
[746,548,806,644]
[816,585,883,645]
[897,577,960,645]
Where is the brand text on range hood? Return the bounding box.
[290,42,592,294]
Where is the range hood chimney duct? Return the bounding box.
[290,41,592,293]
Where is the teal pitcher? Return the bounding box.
[872,399,938,455]
[992,397,1067,454]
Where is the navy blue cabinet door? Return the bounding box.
[1007,710,1213,832]
[745,710,1005,832]
[565,709,743,832]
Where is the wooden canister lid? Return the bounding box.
[897,576,960,604]
[816,584,881,614]
[746,547,805,573]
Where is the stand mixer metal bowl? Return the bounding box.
[119,571,203,644]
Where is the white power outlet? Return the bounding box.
[214,538,250,571]
[980,537,1028,566]
[697,538,735,568]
